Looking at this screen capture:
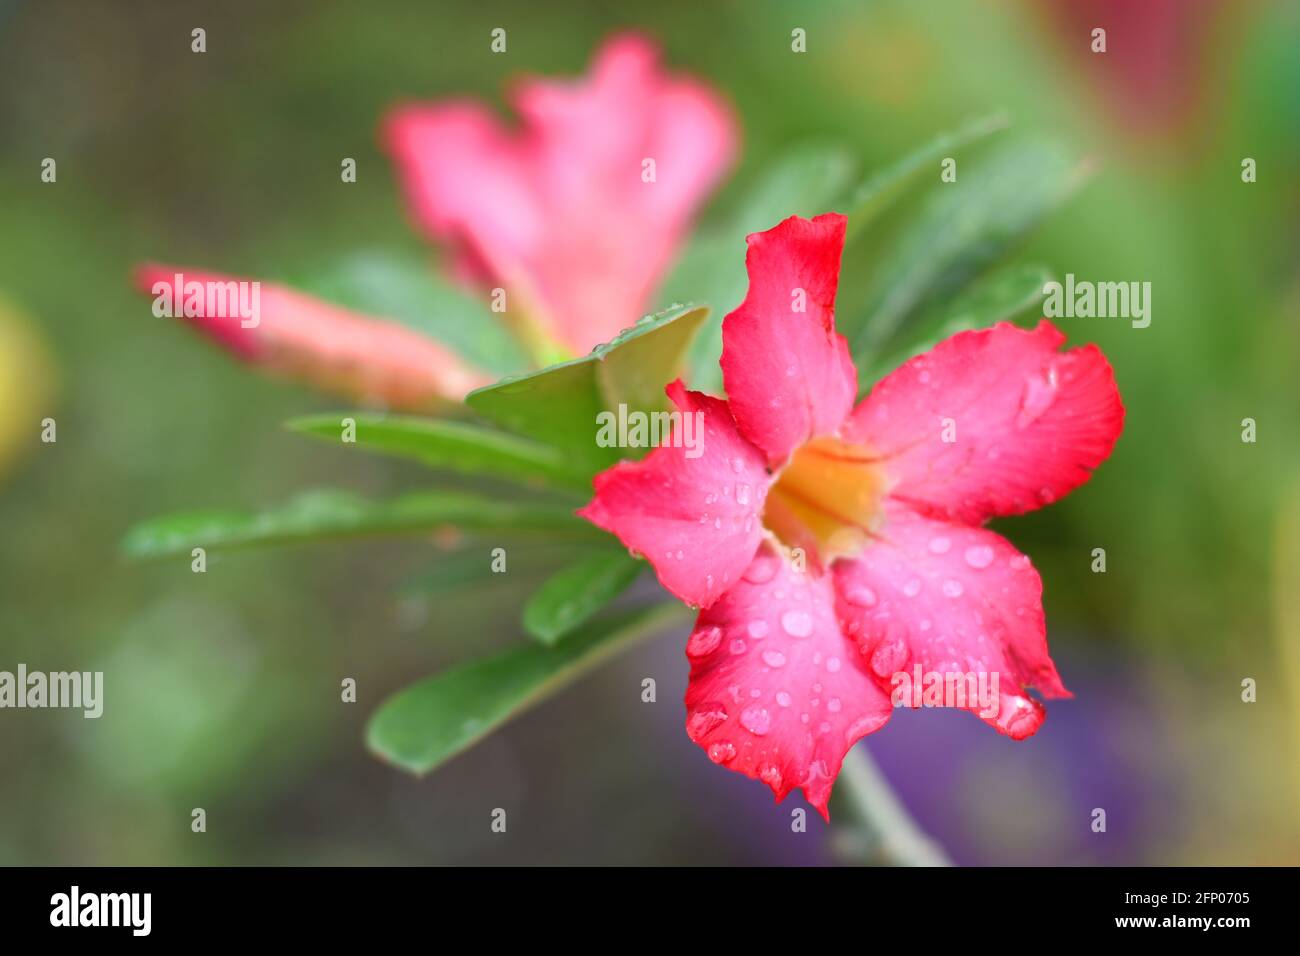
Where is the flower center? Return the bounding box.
[762,436,888,566]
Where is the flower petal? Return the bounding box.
[578,382,769,609]
[382,33,736,356]
[135,264,489,407]
[684,545,893,819]
[833,502,1070,740]
[846,320,1124,524]
[720,213,858,467]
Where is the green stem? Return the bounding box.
[835,744,952,866]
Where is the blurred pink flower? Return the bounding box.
[135,265,489,407]
[134,34,734,407]
[383,32,737,360]
[580,213,1125,817]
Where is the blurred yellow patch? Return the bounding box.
[0,297,56,480]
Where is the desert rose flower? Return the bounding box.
[135,265,490,408]
[383,32,736,361]
[580,213,1124,817]
[135,34,734,406]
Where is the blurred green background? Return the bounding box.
[1,0,1298,864]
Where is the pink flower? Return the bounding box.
[382,32,736,359]
[135,34,734,405]
[135,265,489,408]
[579,213,1124,818]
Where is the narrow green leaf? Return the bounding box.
[286,413,589,491]
[465,303,709,475]
[842,112,1010,238]
[926,262,1052,329]
[851,137,1089,360]
[523,550,644,645]
[122,489,592,559]
[367,602,689,775]
[291,251,528,376]
[860,264,1054,385]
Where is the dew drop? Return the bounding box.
[869,633,909,678]
[781,609,814,638]
[729,638,747,655]
[903,578,922,597]
[747,619,769,639]
[844,586,878,608]
[776,691,793,707]
[964,545,995,569]
[761,649,787,668]
[740,706,772,736]
[1015,365,1059,429]
[686,703,728,740]
[707,741,737,764]
[686,626,722,657]
[825,656,842,673]
[928,536,951,555]
[743,555,779,584]
[942,578,965,598]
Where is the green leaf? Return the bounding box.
[122,489,593,559]
[465,303,709,476]
[851,137,1088,360]
[291,251,527,376]
[286,413,589,491]
[926,262,1052,329]
[842,112,1010,238]
[860,264,1054,385]
[367,602,689,775]
[658,144,859,386]
[523,550,644,645]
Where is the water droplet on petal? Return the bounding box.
[707,741,737,763]
[1015,365,1059,429]
[942,578,965,598]
[736,483,751,506]
[964,545,995,569]
[845,586,877,608]
[740,706,772,736]
[781,609,814,638]
[825,656,842,673]
[903,578,922,597]
[729,638,747,655]
[686,703,728,740]
[686,626,722,657]
[928,537,951,555]
[776,691,792,707]
[762,649,787,668]
[869,629,910,678]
